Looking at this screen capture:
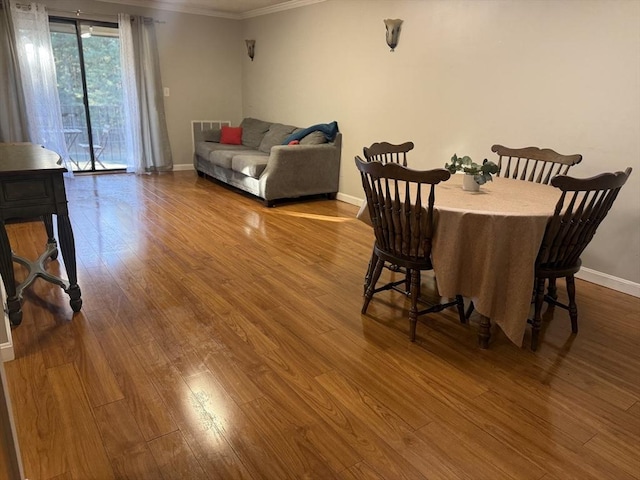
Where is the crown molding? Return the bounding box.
[240,0,325,19]
[95,0,325,20]
[95,0,238,18]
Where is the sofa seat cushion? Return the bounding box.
[240,118,272,149]
[258,123,298,153]
[195,141,251,162]
[210,149,255,169]
[231,153,270,179]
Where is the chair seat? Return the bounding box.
[535,259,581,279]
[375,246,434,271]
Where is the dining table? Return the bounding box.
[357,173,561,348]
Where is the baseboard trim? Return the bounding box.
[337,192,361,206]
[0,342,13,363]
[1,316,13,362]
[173,164,195,171]
[1,280,13,362]
[576,267,640,298]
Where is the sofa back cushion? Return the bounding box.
[200,128,221,142]
[299,131,328,145]
[283,121,339,144]
[258,123,298,153]
[240,118,272,149]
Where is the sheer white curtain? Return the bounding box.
[118,13,172,174]
[9,1,70,171]
[118,13,141,173]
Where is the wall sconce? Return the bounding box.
[384,19,403,51]
[245,39,255,61]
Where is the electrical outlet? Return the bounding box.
[163,87,170,97]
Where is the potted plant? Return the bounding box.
[445,154,500,191]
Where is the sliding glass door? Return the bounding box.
[49,18,126,172]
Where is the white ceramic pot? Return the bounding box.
[462,174,480,192]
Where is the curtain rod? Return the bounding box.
[2,3,165,24]
[47,7,165,24]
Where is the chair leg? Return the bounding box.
[456,295,466,324]
[362,257,384,314]
[566,275,578,333]
[404,268,411,294]
[531,277,546,351]
[364,247,377,294]
[547,278,558,300]
[465,301,475,320]
[409,269,421,342]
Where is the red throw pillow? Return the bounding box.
[220,126,243,145]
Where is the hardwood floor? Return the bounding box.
[4,171,639,480]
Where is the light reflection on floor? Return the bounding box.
[268,210,354,223]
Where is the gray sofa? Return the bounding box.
[192,118,342,206]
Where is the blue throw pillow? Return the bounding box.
[283,121,339,144]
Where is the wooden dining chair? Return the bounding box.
[465,143,584,320]
[530,167,632,350]
[363,141,414,166]
[492,144,583,185]
[361,141,415,294]
[355,156,466,341]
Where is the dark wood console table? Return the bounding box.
[0,144,82,325]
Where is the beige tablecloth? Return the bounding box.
[357,174,561,346]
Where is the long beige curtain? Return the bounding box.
[118,13,172,174]
[0,0,29,142]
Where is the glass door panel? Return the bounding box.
[50,21,88,171]
[50,19,126,172]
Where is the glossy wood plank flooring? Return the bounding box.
[4,172,640,480]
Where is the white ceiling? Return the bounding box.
[96,0,324,19]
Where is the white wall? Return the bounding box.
[241,0,640,286]
[153,11,243,165]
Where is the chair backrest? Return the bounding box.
[355,155,450,264]
[363,141,415,166]
[492,144,582,185]
[537,167,632,270]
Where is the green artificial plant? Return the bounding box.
[445,154,500,185]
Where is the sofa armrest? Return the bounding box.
[260,134,342,202]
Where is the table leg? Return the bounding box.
[0,222,22,325]
[56,215,82,312]
[478,314,491,349]
[42,214,59,260]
